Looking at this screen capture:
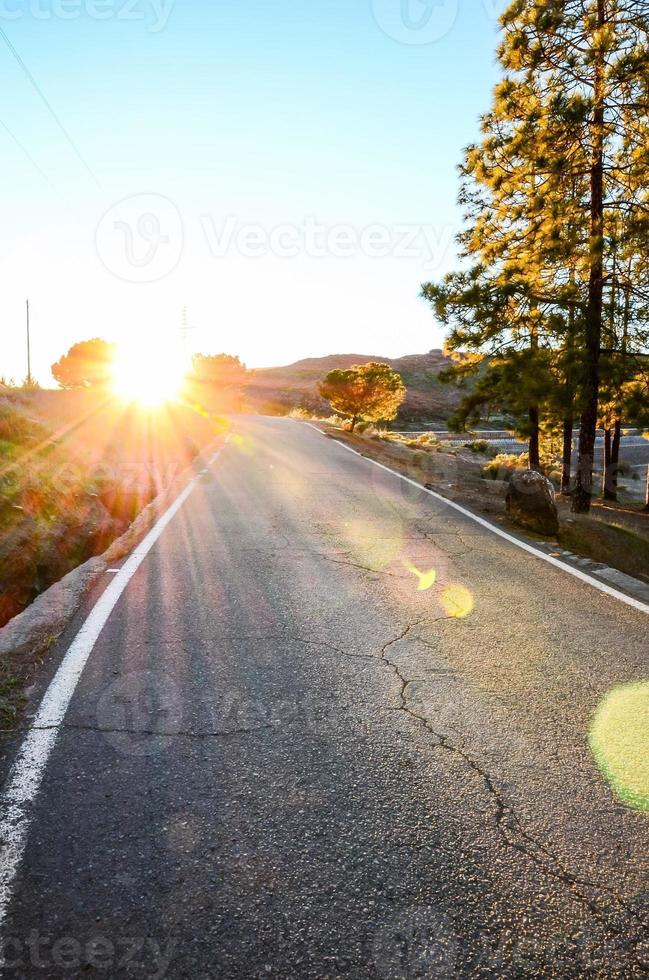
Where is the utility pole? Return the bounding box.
[179,306,196,359]
[26,299,32,385]
[180,306,193,352]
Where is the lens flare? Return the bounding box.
[403,561,437,592]
[590,681,649,811]
[440,584,474,619]
[112,342,188,408]
[230,433,255,455]
[344,520,404,569]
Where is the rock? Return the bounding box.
[505,470,559,536]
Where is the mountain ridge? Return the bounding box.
[246,349,462,424]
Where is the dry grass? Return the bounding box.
[0,389,219,628]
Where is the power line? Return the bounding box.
[0,116,58,191]
[0,26,101,189]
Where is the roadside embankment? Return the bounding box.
[0,389,228,727]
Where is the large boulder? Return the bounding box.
[505,469,559,537]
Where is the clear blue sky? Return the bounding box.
[1,0,506,384]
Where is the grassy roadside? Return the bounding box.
[0,389,224,728]
[315,422,649,590]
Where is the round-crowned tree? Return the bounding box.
[318,362,406,431]
[51,338,116,389]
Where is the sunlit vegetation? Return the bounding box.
[183,354,250,414]
[51,338,116,390]
[318,362,406,432]
[288,407,346,427]
[423,0,649,514]
[0,383,217,629]
[0,338,250,630]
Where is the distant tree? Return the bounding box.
[318,362,406,431]
[186,353,249,412]
[624,371,649,509]
[51,338,116,389]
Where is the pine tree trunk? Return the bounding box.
[528,406,541,471]
[603,427,612,499]
[606,418,622,502]
[561,418,573,494]
[561,298,576,495]
[573,7,605,515]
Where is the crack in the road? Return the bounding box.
[47,722,277,739]
[218,632,378,663]
[378,621,649,944]
[315,555,401,578]
[411,527,477,558]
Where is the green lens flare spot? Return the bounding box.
[589,681,649,812]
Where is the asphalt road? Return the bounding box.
[1,416,649,978]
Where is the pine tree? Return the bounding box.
[495,0,649,511]
[425,0,648,510]
[423,270,556,468]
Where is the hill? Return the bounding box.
[246,350,463,426]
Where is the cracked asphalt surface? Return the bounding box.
[2,416,649,978]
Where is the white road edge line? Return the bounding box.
[0,436,231,931]
[302,422,649,617]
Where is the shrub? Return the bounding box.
[288,407,344,426]
[464,439,490,454]
[405,434,439,449]
[482,453,527,480]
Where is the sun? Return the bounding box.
[111,342,188,408]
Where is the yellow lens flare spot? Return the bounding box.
[589,682,649,812]
[344,520,403,569]
[440,584,474,619]
[230,433,255,455]
[403,561,437,592]
[111,342,188,408]
[212,415,231,436]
